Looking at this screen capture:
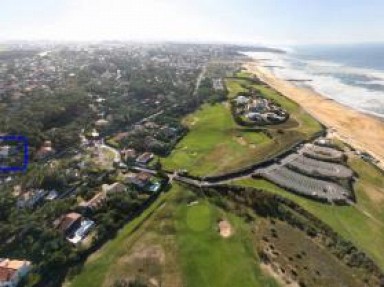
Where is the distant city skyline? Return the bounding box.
[2,0,384,46]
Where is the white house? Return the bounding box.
[235,95,249,105]
[0,259,31,287]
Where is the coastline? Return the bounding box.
[244,60,384,169]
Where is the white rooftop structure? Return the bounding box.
[235,95,249,105]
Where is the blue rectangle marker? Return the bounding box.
[0,135,29,172]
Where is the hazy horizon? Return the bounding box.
[2,0,384,46]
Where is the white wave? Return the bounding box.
[301,73,384,118]
[305,59,345,68]
[361,80,384,86]
[303,58,384,82]
[245,51,384,117]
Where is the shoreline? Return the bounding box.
[244,60,384,169]
[300,82,384,123]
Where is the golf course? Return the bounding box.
[162,76,322,177]
[67,73,384,287]
[68,184,280,287]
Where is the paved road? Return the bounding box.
[137,109,164,125]
[133,166,252,187]
[193,65,207,97]
[132,141,354,205]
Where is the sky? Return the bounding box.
[1,0,384,45]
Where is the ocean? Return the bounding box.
[245,44,384,118]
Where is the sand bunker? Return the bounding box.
[218,220,233,238]
[188,117,199,126]
[235,136,247,146]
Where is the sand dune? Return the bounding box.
[244,61,384,169]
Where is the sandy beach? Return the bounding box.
[244,61,384,168]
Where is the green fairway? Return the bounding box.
[235,71,254,78]
[175,191,278,287]
[225,78,249,98]
[233,156,384,271]
[162,103,274,176]
[185,203,212,231]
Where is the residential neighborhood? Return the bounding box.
[2,1,384,286]
[1,42,242,285]
[0,42,383,287]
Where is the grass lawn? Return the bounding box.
[235,71,254,78]
[225,78,249,98]
[349,157,384,221]
[232,156,384,271]
[162,103,274,176]
[175,189,279,287]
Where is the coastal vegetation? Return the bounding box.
[256,218,368,286]
[198,184,383,286]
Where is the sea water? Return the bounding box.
[245,44,384,118]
